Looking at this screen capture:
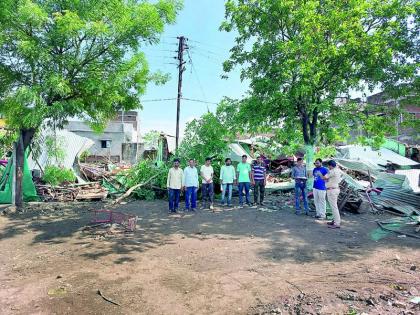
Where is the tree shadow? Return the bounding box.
[0,198,419,266]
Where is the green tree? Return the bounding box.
[0,0,182,205]
[220,0,418,164]
[178,112,232,163]
[143,129,161,148]
[178,112,233,185]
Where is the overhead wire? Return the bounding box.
[188,38,227,51]
[189,50,224,65]
[189,45,226,58]
[182,97,218,105]
[186,48,208,102]
[140,97,218,105]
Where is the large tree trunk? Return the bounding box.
[15,128,36,207]
[301,109,318,167]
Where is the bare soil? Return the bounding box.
[0,196,419,315]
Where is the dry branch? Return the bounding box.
[112,172,163,205]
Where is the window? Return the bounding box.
[101,140,111,149]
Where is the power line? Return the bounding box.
[186,49,207,102]
[141,98,177,102]
[188,38,227,51]
[189,50,224,65]
[182,97,218,105]
[140,97,218,105]
[189,45,225,57]
[146,55,177,59]
[144,49,178,53]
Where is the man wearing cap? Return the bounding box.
[319,160,342,228]
[166,158,183,213]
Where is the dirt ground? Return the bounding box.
[0,194,419,315]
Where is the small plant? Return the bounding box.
[42,166,76,186]
[79,150,90,162]
[347,308,358,315]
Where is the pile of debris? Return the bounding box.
[266,172,290,184]
[82,209,138,239]
[338,180,363,213]
[334,145,420,238]
[79,163,109,181]
[36,182,108,202]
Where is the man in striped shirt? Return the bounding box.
[252,156,267,205]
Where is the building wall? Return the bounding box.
[65,121,135,158]
[111,111,139,142]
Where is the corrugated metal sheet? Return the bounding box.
[228,143,252,163]
[335,158,383,177]
[373,173,413,192]
[337,145,419,167]
[395,169,420,193]
[28,129,94,170]
[341,173,366,191]
[377,190,420,208]
[370,189,420,216]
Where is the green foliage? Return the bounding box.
[349,102,401,149]
[143,130,161,148]
[45,135,66,165]
[0,0,182,133]
[120,159,170,200]
[79,150,90,162]
[346,309,358,315]
[0,131,16,158]
[177,112,233,186]
[315,146,337,160]
[42,165,76,186]
[178,112,232,163]
[220,0,418,147]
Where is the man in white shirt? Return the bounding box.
[166,158,183,213]
[183,159,199,211]
[200,157,214,210]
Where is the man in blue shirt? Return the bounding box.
[313,158,329,219]
[291,157,309,215]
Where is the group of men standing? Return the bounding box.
[292,157,342,229]
[166,155,266,213]
[166,155,342,229]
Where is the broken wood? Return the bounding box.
[36,182,108,202]
[338,180,363,213]
[112,172,162,205]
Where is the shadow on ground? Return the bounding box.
[0,197,419,265]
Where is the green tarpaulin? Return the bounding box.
[0,150,38,204]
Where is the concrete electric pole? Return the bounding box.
[175,36,187,150]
